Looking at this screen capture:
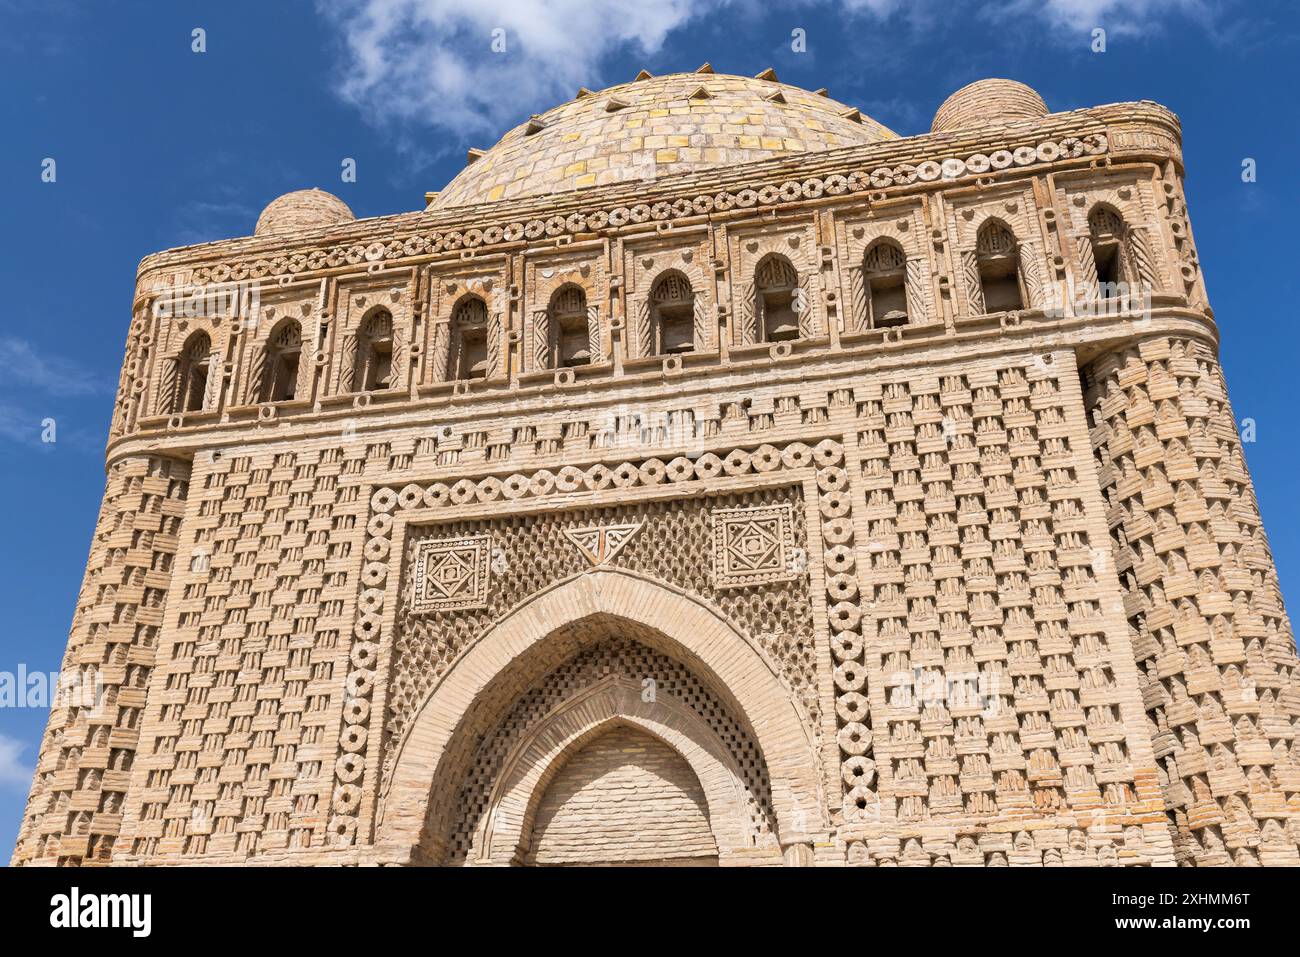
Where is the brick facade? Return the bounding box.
[12,71,1297,867]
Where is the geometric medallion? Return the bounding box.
[710,504,798,589]
[563,521,644,566]
[410,534,492,612]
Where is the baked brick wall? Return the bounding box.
[11,456,190,866]
[1084,336,1300,865]
[116,444,371,862]
[527,724,718,866]
[841,354,1172,866]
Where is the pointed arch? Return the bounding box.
[1087,202,1130,296]
[448,295,488,380]
[861,237,909,328]
[351,307,394,392]
[175,330,212,413]
[546,283,591,368]
[465,677,771,865]
[973,218,1024,313]
[259,317,303,402]
[753,253,801,343]
[648,269,696,355]
[377,569,825,864]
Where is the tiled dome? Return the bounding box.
[255,188,355,237]
[431,69,897,209]
[931,79,1049,134]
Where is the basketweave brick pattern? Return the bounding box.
[843,359,1172,866]
[445,633,775,864]
[11,456,190,867]
[526,724,719,866]
[117,446,370,861]
[1084,337,1300,866]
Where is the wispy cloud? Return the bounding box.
[0,339,111,452]
[996,0,1216,37]
[173,198,261,248]
[317,0,738,143]
[317,0,1235,143]
[0,337,113,398]
[0,733,33,791]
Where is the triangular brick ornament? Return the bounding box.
[564,521,644,566]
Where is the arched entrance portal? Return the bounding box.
[377,570,827,865]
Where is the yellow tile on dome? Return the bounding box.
[760,137,783,150]
[655,149,679,163]
[574,174,597,187]
[738,135,760,148]
[564,161,586,175]
[648,109,669,117]
[667,135,689,147]
[487,185,505,202]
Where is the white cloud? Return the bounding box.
[1007,0,1213,36]
[0,733,33,791]
[318,0,736,141]
[317,0,1228,141]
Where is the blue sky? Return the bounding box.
[1,0,1297,855]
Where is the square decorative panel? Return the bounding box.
[711,504,798,589]
[410,534,492,612]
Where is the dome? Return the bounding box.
[931,79,1049,134]
[255,188,355,237]
[432,69,897,209]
